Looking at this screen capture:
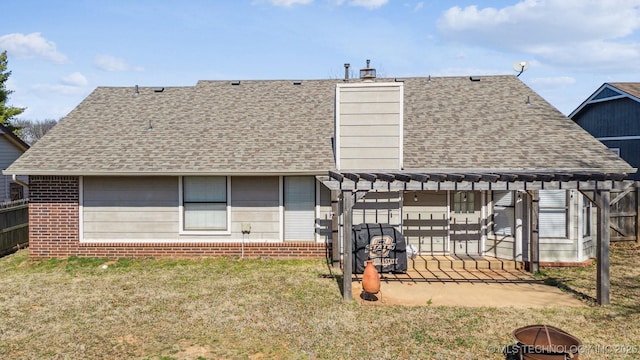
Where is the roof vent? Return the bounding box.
[133,85,140,96]
[359,59,376,81]
[293,81,302,85]
[231,81,241,86]
[154,87,165,92]
[469,76,480,82]
[344,63,350,82]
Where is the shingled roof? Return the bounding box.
[4,75,633,176]
[608,82,640,99]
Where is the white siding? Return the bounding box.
[0,137,26,201]
[402,192,448,254]
[83,177,179,241]
[336,83,403,171]
[231,176,280,241]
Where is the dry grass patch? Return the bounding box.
[0,244,638,359]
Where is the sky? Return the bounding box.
[1,0,640,121]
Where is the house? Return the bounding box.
[4,68,634,269]
[570,82,640,181]
[569,83,640,243]
[0,123,29,201]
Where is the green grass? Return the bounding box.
[0,243,639,359]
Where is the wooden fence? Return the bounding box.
[0,199,29,256]
[609,186,639,242]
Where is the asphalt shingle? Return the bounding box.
[5,75,633,176]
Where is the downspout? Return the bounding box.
[12,174,28,188]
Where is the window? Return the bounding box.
[453,191,475,213]
[538,190,567,238]
[493,191,514,235]
[183,176,227,231]
[10,182,24,200]
[284,176,316,241]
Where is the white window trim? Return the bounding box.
[492,191,515,236]
[179,176,232,235]
[538,190,568,239]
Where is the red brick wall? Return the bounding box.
[29,176,80,258]
[28,176,330,259]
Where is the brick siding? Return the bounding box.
[28,176,330,259]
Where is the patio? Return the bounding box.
[351,255,586,307]
[354,255,532,283]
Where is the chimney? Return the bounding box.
[359,59,376,81]
[344,63,350,82]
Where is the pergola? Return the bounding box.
[318,170,633,306]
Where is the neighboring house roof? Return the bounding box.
[608,82,640,99]
[4,75,634,176]
[0,123,29,153]
[569,82,640,118]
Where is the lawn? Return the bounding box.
[0,243,639,360]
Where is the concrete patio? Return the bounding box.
[351,255,586,307]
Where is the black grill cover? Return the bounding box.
[352,223,407,274]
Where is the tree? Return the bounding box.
[11,118,58,145]
[0,50,25,134]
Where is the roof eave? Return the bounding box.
[1,169,328,177]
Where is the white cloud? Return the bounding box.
[528,76,576,88]
[60,72,88,87]
[431,66,510,77]
[268,0,312,6]
[267,0,387,9]
[347,0,388,9]
[31,83,87,96]
[0,32,68,63]
[93,54,143,72]
[436,0,640,71]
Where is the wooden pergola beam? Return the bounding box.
[374,173,396,182]
[530,190,540,273]
[409,173,430,182]
[393,173,412,182]
[463,173,484,182]
[343,172,360,183]
[596,190,611,306]
[342,191,354,301]
[358,173,378,182]
[445,173,465,182]
[328,170,344,182]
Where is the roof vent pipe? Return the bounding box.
[344,63,350,82]
[133,85,140,96]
